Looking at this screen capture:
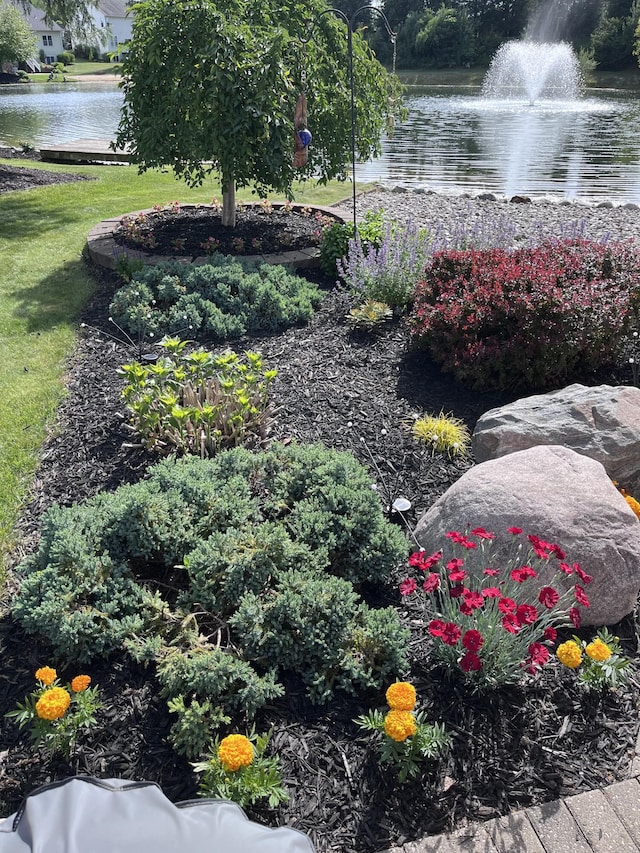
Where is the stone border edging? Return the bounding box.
[86,202,348,270]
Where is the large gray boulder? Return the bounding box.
[472,384,640,494]
[414,445,640,627]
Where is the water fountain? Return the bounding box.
[481,40,583,105]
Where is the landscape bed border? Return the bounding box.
[85,202,349,270]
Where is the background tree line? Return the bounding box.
[333,0,640,70]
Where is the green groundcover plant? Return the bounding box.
[109,255,322,342]
[12,443,409,753]
[400,526,593,691]
[410,238,640,391]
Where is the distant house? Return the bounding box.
[87,0,133,60]
[22,4,64,67]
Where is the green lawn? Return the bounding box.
[27,61,122,84]
[0,160,352,578]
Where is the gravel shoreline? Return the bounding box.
[335,187,640,245]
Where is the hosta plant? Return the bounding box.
[120,336,276,456]
[400,526,593,691]
[355,681,451,782]
[6,667,101,759]
[193,731,288,808]
[556,628,630,690]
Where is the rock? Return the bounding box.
[510,195,532,203]
[597,200,615,208]
[472,384,640,494]
[477,192,497,201]
[413,445,640,627]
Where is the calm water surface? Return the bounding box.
[2,76,640,202]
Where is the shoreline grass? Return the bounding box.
[0,160,353,580]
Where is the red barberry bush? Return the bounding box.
[410,239,640,391]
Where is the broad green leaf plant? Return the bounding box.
[116,0,404,225]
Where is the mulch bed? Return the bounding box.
[2,168,640,852]
[115,204,337,257]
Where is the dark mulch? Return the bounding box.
[0,161,92,193]
[2,186,640,852]
[115,203,338,257]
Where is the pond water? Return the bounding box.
[2,73,640,202]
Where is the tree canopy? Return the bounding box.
[0,0,36,66]
[115,0,404,225]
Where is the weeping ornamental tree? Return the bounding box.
[115,0,403,226]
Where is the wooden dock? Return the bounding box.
[39,138,133,164]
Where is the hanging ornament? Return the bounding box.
[293,93,310,169]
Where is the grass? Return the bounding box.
[26,61,122,85]
[0,159,354,580]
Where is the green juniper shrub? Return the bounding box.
[166,696,231,760]
[109,256,322,341]
[319,209,385,278]
[120,338,277,457]
[12,443,409,751]
[229,571,409,703]
[410,238,640,391]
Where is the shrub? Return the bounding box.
[230,571,409,703]
[319,209,384,278]
[410,238,640,391]
[120,338,277,457]
[338,220,433,309]
[109,256,322,341]
[13,443,408,746]
[56,51,75,65]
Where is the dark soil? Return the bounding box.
[0,160,92,193]
[2,165,640,852]
[114,203,339,257]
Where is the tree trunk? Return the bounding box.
[221,173,236,228]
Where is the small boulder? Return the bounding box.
[414,445,640,627]
[472,384,640,494]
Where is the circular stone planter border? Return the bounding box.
[86,202,349,271]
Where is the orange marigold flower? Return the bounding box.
[217,734,254,772]
[35,666,57,686]
[384,710,417,742]
[385,681,416,711]
[585,638,612,662]
[556,640,582,669]
[623,492,640,520]
[35,686,71,721]
[71,675,91,693]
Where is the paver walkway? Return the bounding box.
[382,742,640,853]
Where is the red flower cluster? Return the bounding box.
[402,525,594,680]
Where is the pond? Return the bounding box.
[2,72,640,202]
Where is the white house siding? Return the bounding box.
[17,3,65,65]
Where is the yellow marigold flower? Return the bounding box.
[557,640,583,669]
[383,710,417,742]
[35,666,57,686]
[70,675,91,693]
[217,734,254,772]
[385,681,417,711]
[585,638,612,662]
[35,687,71,721]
